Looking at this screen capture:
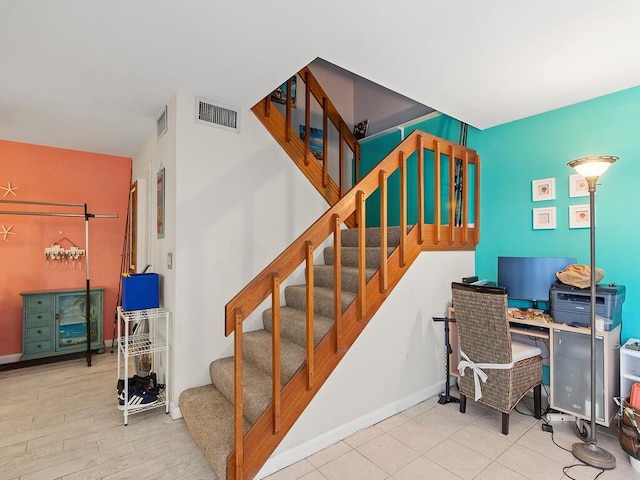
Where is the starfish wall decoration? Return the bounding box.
[1,181,18,197]
[1,224,16,241]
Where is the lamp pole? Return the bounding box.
[568,155,617,470]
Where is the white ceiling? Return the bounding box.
[2,1,639,158]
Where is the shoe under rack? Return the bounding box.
[117,306,171,425]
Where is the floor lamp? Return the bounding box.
[567,155,617,470]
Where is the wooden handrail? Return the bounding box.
[225,129,480,479]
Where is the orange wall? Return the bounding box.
[0,140,131,358]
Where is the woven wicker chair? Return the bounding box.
[452,282,542,435]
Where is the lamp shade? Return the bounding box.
[568,156,617,180]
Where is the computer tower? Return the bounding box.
[552,329,605,422]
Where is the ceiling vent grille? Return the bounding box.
[195,98,240,133]
[157,106,167,139]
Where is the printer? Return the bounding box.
[549,282,625,330]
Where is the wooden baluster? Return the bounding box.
[417,135,425,245]
[449,145,456,245]
[271,273,281,433]
[474,153,481,245]
[322,98,328,188]
[265,96,271,118]
[357,190,366,320]
[304,71,311,166]
[339,122,344,196]
[462,151,469,244]
[305,241,314,389]
[399,152,407,268]
[333,214,342,352]
[379,170,388,293]
[355,143,361,188]
[234,307,244,480]
[285,77,292,143]
[434,139,442,244]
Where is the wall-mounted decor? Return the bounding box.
[532,177,556,201]
[353,119,369,140]
[271,76,297,107]
[299,125,323,161]
[533,207,556,229]
[569,204,590,228]
[1,224,15,241]
[157,167,165,239]
[569,173,589,197]
[1,181,18,197]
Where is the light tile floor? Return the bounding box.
[265,393,640,480]
[1,352,639,480]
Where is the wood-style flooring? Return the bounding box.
[0,352,214,479]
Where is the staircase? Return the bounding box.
[180,68,481,479]
[180,226,400,479]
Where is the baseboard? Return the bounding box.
[170,402,182,420]
[255,380,444,479]
[0,353,22,365]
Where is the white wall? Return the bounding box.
[133,90,475,468]
[259,250,474,477]
[171,92,329,405]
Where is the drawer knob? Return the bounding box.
[37,301,42,304]
[37,330,42,334]
[37,344,41,349]
[37,315,42,319]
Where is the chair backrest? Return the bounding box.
[451,282,513,365]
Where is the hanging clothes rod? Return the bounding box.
[0,198,119,367]
[0,210,117,218]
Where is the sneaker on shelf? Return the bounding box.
[118,389,158,411]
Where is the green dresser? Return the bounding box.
[21,288,104,360]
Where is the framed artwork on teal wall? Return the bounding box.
[533,207,556,229]
[569,204,590,228]
[532,177,556,201]
[569,174,589,197]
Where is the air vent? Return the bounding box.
[157,106,167,139]
[195,98,240,133]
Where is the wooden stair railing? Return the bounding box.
[252,67,360,216]
[224,129,480,479]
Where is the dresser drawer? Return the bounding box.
[25,325,53,341]
[24,340,53,356]
[25,295,54,311]
[25,310,54,325]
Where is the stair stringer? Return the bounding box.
[227,226,423,480]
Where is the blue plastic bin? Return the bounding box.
[122,273,159,311]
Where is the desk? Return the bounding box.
[447,308,620,426]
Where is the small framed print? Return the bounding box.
[569,174,589,197]
[533,207,556,230]
[532,177,556,201]
[569,204,590,228]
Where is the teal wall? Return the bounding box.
[468,86,640,342]
[359,114,473,227]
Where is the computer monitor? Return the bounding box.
[497,256,576,310]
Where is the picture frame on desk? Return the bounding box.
[533,206,556,230]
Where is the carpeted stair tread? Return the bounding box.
[243,330,307,384]
[210,356,273,425]
[285,285,357,319]
[340,225,411,248]
[313,264,376,293]
[323,246,396,269]
[263,306,333,348]
[179,384,250,480]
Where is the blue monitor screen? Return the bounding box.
[497,256,576,305]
